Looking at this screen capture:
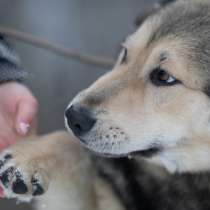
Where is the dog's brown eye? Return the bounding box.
[150,68,180,86]
[119,47,127,64]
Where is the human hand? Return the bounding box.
[0,82,38,197]
[0,82,38,150]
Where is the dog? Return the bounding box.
[1,0,210,209]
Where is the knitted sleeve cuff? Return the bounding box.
[0,35,28,84]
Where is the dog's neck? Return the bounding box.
[147,142,210,173]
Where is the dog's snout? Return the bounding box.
[65,105,96,136]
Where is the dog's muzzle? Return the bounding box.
[65,105,96,137]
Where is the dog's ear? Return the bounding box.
[135,0,177,27]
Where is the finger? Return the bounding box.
[15,98,38,136]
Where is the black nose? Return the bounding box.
[65,105,96,136]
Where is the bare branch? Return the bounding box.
[0,26,115,68]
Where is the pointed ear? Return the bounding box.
[135,0,177,27]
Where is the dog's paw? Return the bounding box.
[0,149,49,202]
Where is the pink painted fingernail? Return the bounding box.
[19,122,30,135]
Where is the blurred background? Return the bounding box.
[0,0,155,209]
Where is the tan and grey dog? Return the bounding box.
[1,0,210,209]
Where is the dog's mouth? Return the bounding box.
[129,147,162,158]
[89,148,161,158]
[79,138,162,158]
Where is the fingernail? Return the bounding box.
[19,122,30,135]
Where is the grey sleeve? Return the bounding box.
[0,36,28,84]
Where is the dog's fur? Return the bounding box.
[1,0,210,209]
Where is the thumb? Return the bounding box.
[15,98,38,136]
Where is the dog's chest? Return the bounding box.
[93,156,210,210]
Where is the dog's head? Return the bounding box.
[65,0,210,173]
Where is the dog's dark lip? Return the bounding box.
[90,150,127,158]
[130,147,162,158]
[88,148,161,159]
[78,138,162,158]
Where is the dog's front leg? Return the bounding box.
[0,131,97,210]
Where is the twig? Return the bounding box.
[0,26,115,68]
